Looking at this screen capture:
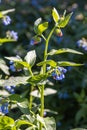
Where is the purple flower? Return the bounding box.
[2,15,11,25]
[6,30,18,40]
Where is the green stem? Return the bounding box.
[40,26,56,130]
[28,67,34,110]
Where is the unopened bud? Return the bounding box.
[55,29,63,37]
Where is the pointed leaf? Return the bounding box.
[0,38,17,44]
[47,48,83,56]
[43,117,56,130]
[37,60,57,67]
[27,74,48,85]
[37,114,47,129]
[30,88,57,98]
[2,76,29,86]
[57,61,83,66]
[38,22,48,34]
[58,12,73,28]
[1,9,15,15]
[34,18,42,33]
[0,116,14,129]
[52,8,60,23]
[0,59,9,75]
[24,50,36,67]
[5,56,30,69]
[16,120,36,128]
[70,128,87,130]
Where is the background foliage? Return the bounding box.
[0,0,87,130]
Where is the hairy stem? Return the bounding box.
[28,67,34,110]
[40,26,56,130]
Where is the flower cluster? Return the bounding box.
[5,85,15,94]
[6,30,18,40]
[2,15,11,25]
[47,66,67,80]
[76,38,87,51]
[0,103,9,114]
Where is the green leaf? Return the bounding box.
[43,117,56,130]
[5,56,22,62]
[1,9,15,15]
[37,114,47,129]
[57,61,83,66]
[52,8,60,23]
[16,120,36,128]
[0,116,15,129]
[38,22,48,34]
[0,38,17,44]
[58,12,73,28]
[0,59,9,75]
[30,88,57,98]
[37,60,57,67]
[5,56,30,69]
[2,76,29,86]
[24,50,36,67]
[9,94,26,102]
[34,18,42,33]
[17,99,30,114]
[70,128,87,130]
[47,48,83,56]
[27,74,48,85]
[75,107,87,124]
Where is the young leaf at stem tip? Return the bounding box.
[52,8,60,23]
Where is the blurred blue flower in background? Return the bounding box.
[6,30,18,40]
[0,103,9,114]
[5,85,15,94]
[58,91,69,99]
[76,38,87,51]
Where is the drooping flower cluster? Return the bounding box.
[76,38,87,51]
[0,102,9,114]
[47,66,67,80]
[2,15,11,25]
[6,30,18,40]
[5,85,15,94]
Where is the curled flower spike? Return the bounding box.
[2,15,11,25]
[47,66,67,81]
[6,30,18,40]
[76,38,87,51]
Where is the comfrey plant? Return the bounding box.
[0,8,83,130]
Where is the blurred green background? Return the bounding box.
[1,0,87,130]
